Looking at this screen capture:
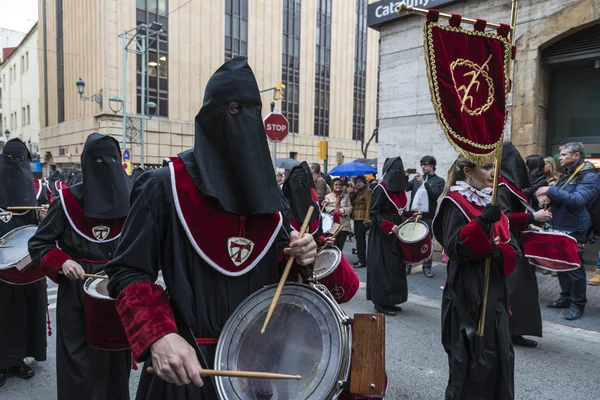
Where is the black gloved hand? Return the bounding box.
[478,204,502,226]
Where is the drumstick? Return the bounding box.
[316,225,344,256]
[59,271,108,280]
[412,214,422,230]
[146,366,301,380]
[0,245,13,248]
[6,206,47,210]
[261,206,314,334]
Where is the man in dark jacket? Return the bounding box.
[536,142,600,320]
[406,155,445,277]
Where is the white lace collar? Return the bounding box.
[450,181,492,207]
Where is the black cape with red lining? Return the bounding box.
[366,183,408,307]
[105,152,297,400]
[28,183,131,400]
[434,196,517,400]
[497,180,543,338]
[0,207,47,370]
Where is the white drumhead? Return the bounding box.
[84,276,112,300]
[0,225,38,271]
[314,247,341,280]
[397,221,428,243]
[321,213,333,233]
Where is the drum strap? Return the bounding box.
[196,337,217,345]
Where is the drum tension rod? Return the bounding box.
[337,380,351,390]
[342,318,354,326]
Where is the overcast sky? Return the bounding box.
[0,0,38,33]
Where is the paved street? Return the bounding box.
[3,242,600,399]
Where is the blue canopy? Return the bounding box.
[328,162,376,177]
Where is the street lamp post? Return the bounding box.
[118,22,163,168]
[4,129,10,140]
[75,79,103,105]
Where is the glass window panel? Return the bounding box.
[225,36,232,50]
[159,78,168,91]
[149,12,158,23]
[295,15,301,36]
[241,19,247,41]
[233,0,239,14]
[159,16,168,31]
[233,16,240,37]
[242,0,248,16]
[136,54,142,73]
[225,15,231,35]
[294,38,300,57]
[158,0,167,15]
[226,0,232,13]
[137,0,146,9]
[233,40,239,53]
[159,99,168,117]
[283,13,288,34]
[137,9,146,24]
[282,38,288,55]
[158,55,167,77]
[148,0,157,12]
[241,41,247,55]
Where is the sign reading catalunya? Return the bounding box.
[367,0,460,29]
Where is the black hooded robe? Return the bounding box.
[497,184,543,338]
[28,185,132,400]
[435,197,516,400]
[366,184,408,307]
[0,139,48,371]
[105,155,293,400]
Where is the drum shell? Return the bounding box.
[0,225,45,285]
[0,265,45,285]
[317,254,359,305]
[396,221,433,266]
[83,278,130,350]
[521,230,581,272]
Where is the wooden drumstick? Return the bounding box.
[0,245,13,248]
[261,206,314,334]
[146,366,301,380]
[6,206,47,210]
[412,214,422,230]
[59,271,108,280]
[316,225,343,255]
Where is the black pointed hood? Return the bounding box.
[282,162,319,225]
[189,56,281,215]
[500,142,531,190]
[0,138,36,207]
[74,133,132,219]
[382,157,407,192]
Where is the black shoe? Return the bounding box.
[374,305,396,316]
[0,368,6,387]
[9,362,34,379]
[547,297,571,309]
[405,266,412,275]
[565,305,584,321]
[391,305,403,312]
[354,263,366,269]
[512,335,538,347]
[353,261,360,266]
[423,268,434,278]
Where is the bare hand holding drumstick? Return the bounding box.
[283,230,317,266]
[150,333,204,387]
[61,260,85,280]
[390,225,400,235]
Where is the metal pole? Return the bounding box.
[140,34,146,168]
[121,33,128,152]
[270,102,276,170]
[397,3,504,29]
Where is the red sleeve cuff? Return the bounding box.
[316,234,327,246]
[497,242,517,277]
[115,282,178,361]
[509,213,528,232]
[40,248,71,283]
[380,220,395,235]
[458,220,494,260]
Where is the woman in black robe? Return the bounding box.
[367,157,408,316]
[523,155,548,210]
[498,143,552,347]
[29,133,132,400]
[0,139,47,387]
[433,157,518,400]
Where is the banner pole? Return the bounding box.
[476,0,520,352]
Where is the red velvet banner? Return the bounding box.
[424,21,512,163]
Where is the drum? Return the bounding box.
[321,212,334,234]
[0,225,45,285]
[214,283,352,400]
[521,230,581,272]
[314,246,342,280]
[83,276,130,350]
[396,221,433,266]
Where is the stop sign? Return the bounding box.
[263,112,289,142]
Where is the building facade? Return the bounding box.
[0,24,41,154]
[371,0,600,174]
[38,0,379,171]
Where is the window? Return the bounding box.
[59,147,66,156]
[136,0,169,117]
[282,0,301,134]
[21,56,25,74]
[22,107,26,126]
[352,0,368,141]
[26,105,30,125]
[314,0,332,137]
[225,0,248,60]
[25,52,29,71]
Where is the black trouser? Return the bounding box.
[558,231,587,308]
[354,220,368,265]
[422,218,433,270]
[336,231,349,252]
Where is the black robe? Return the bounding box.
[0,209,47,369]
[28,195,131,400]
[366,184,407,306]
[497,185,543,338]
[105,163,292,400]
[437,201,516,400]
